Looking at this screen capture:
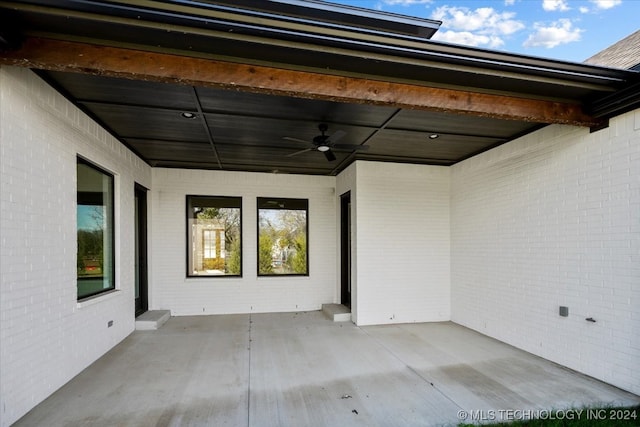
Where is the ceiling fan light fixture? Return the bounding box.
[317,145,331,152]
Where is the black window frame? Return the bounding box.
[76,157,116,300]
[257,197,309,277]
[186,195,243,278]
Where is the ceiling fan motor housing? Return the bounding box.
[313,134,330,148]
[313,123,331,150]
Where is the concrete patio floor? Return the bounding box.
[14,311,639,426]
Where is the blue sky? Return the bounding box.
[78,205,104,230]
[327,0,639,63]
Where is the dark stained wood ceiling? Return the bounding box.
[41,69,538,174]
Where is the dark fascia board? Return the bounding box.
[9,0,440,44]
[206,0,441,38]
[588,81,640,118]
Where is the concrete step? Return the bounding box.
[135,310,171,330]
[321,304,351,322]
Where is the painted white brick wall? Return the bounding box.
[354,162,451,325]
[451,113,640,395]
[336,162,358,322]
[0,66,151,426]
[150,168,336,315]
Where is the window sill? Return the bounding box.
[258,275,311,279]
[77,289,121,308]
[186,275,243,279]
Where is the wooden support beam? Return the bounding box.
[0,37,604,127]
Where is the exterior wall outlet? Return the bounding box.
[559,306,569,317]
[108,320,114,327]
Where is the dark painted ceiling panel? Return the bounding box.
[367,129,501,160]
[83,103,210,143]
[48,72,196,110]
[197,87,397,127]
[216,147,347,175]
[204,114,375,149]
[42,71,546,174]
[125,139,216,163]
[387,109,537,138]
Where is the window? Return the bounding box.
[187,196,241,277]
[77,158,115,299]
[203,229,217,259]
[257,197,308,276]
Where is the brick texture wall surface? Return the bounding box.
[150,168,337,315]
[451,114,640,395]
[0,66,151,426]
[354,162,451,325]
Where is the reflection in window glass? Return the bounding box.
[77,158,115,299]
[187,196,241,277]
[258,198,308,276]
[203,229,217,259]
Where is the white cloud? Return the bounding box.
[523,19,583,48]
[576,0,620,14]
[430,6,524,48]
[433,31,505,48]
[432,6,525,34]
[589,0,622,9]
[504,0,516,5]
[542,0,570,11]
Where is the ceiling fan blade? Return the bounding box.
[332,143,369,151]
[323,149,337,161]
[283,136,311,145]
[327,130,346,144]
[286,148,313,157]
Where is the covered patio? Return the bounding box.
[2,2,639,425]
[14,312,639,426]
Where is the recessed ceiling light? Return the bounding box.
[429,134,440,139]
[181,112,196,119]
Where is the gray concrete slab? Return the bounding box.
[249,312,459,426]
[13,313,639,427]
[362,323,639,416]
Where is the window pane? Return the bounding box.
[77,158,115,299]
[258,198,308,276]
[187,196,242,277]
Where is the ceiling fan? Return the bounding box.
[284,123,368,161]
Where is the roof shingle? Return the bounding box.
[585,30,640,70]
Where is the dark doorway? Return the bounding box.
[135,184,148,317]
[340,191,352,308]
